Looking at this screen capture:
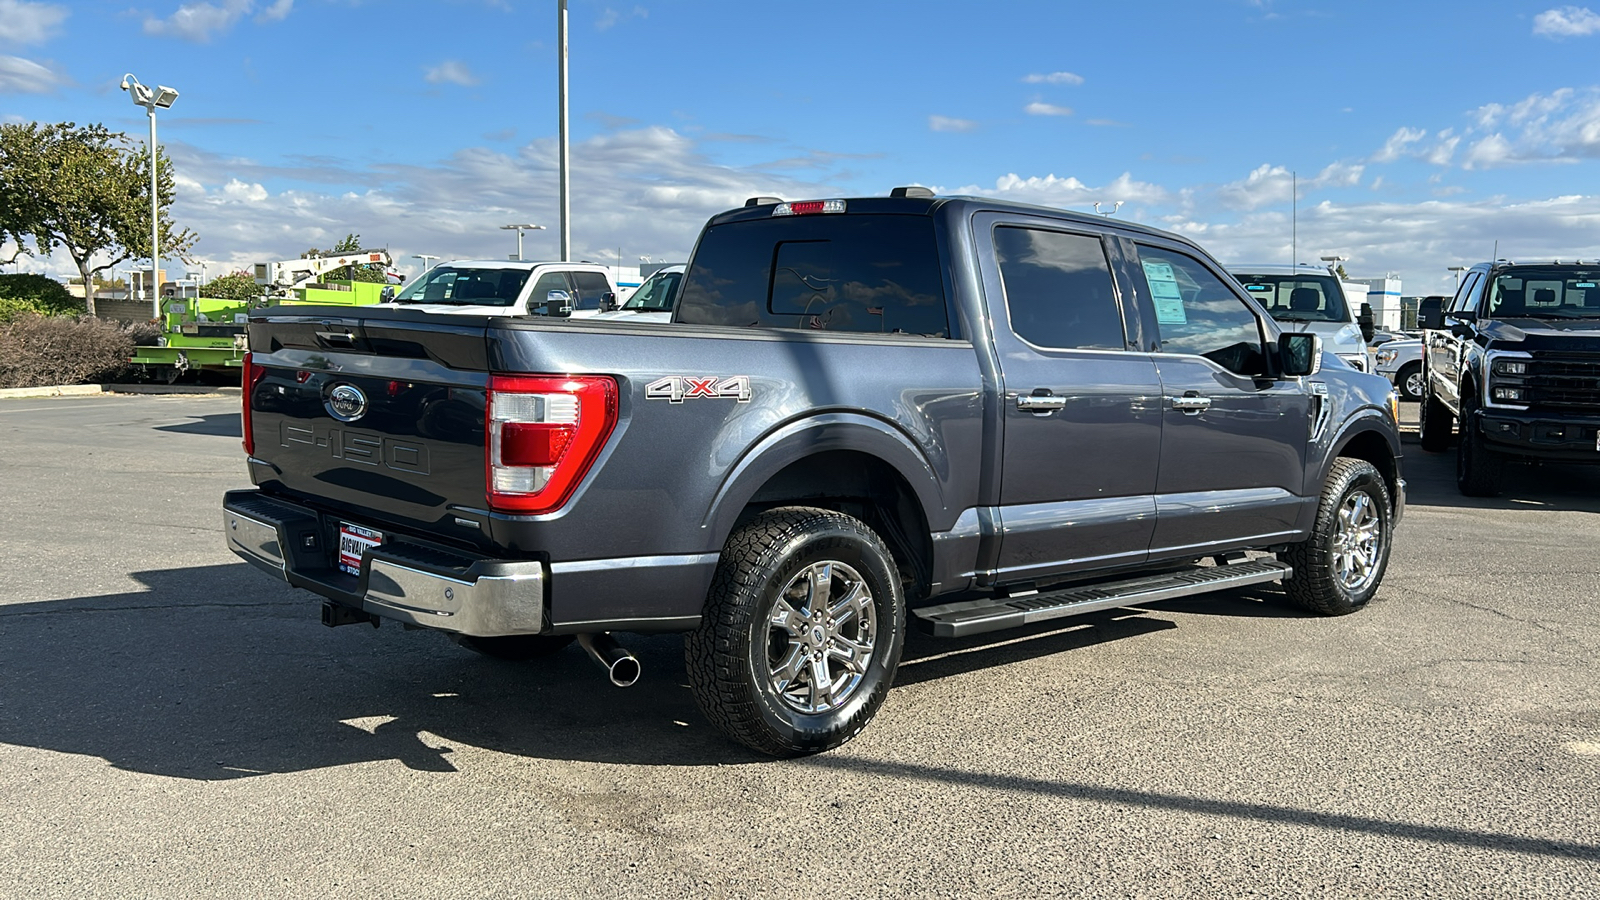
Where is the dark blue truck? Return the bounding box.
[224,190,1405,756]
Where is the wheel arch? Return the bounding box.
[1328,419,1401,504]
[701,414,944,599]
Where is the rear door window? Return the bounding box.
[677,214,950,336]
[993,226,1124,350]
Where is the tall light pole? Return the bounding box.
[500,224,545,261]
[120,73,178,321]
[1447,265,1467,291]
[413,254,439,274]
[557,0,571,262]
[1320,254,1348,277]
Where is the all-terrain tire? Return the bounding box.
[454,634,575,661]
[685,507,905,757]
[1280,458,1393,616]
[1418,377,1454,453]
[1456,396,1505,497]
[1397,362,1425,402]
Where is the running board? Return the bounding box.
[912,559,1293,638]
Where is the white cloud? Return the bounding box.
[1024,102,1073,117]
[143,0,253,42]
[256,0,292,22]
[947,172,1171,208]
[1022,71,1084,85]
[1372,127,1427,163]
[424,61,479,87]
[0,54,64,93]
[0,0,68,45]
[928,115,977,133]
[1533,6,1600,37]
[596,5,647,30]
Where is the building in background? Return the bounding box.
[1352,276,1403,329]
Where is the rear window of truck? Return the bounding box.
[676,214,950,337]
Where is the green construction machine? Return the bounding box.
[130,250,396,381]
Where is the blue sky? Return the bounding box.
[5,0,1600,293]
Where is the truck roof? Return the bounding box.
[705,193,1197,245]
[1227,264,1337,276]
[428,259,612,271]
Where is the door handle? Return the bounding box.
[1017,393,1067,412]
[1171,393,1211,414]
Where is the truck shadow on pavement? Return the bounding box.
[1399,432,1600,513]
[152,413,243,438]
[0,563,1294,776]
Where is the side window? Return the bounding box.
[994,226,1125,350]
[529,272,571,314]
[1450,272,1482,314]
[569,271,612,311]
[1135,245,1266,376]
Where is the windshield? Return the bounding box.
[1234,274,1349,323]
[1486,267,1600,319]
[394,266,531,307]
[621,270,682,312]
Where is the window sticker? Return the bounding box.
[1142,259,1188,324]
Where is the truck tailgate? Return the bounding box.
[244,310,491,534]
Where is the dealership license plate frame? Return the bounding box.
[338,522,384,576]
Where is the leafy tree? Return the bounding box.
[0,273,82,321]
[303,232,389,284]
[201,270,264,304]
[0,121,196,316]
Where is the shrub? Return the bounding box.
[0,313,135,388]
[0,273,84,321]
[202,271,264,304]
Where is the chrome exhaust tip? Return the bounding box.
[577,632,640,688]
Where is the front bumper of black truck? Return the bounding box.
[223,490,546,636]
[1475,409,1600,463]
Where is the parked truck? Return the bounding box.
[223,190,1405,756]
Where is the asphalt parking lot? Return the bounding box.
[1,393,1596,899]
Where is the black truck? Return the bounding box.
[1418,260,1600,495]
[224,190,1405,755]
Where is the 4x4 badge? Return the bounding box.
[646,375,752,403]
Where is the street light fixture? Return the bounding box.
[1319,255,1348,276]
[500,224,545,261]
[413,254,439,275]
[1447,265,1467,291]
[120,73,178,321]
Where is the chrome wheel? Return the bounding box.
[765,561,877,715]
[1332,490,1383,592]
[1402,368,1425,401]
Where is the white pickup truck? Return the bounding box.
[1374,338,1424,401]
[1229,264,1375,373]
[387,260,619,318]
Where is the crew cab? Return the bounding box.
[386,260,618,318]
[1229,264,1376,372]
[589,264,684,324]
[224,190,1405,756]
[1418,260,1600,495]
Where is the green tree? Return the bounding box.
[0,273,82,321]
[303,233,389,284]
[0,121,197,316]
[201,270,264,304]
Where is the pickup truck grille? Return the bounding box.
[1528,352,1600,411]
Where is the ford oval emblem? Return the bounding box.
[326,383,368,422]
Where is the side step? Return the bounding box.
[912,559,1292,638]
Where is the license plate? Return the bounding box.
[338,523,383,575]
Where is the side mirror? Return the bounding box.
[1278,332,1322,378]
[544,289,574,317]
[380,285,396,302]
[1417,297,1444,330]
[599,291,619,312]
[1357,301,1376,343]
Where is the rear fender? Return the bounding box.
[701,412,947,548]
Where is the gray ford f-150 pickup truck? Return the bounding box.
[224,189,1405,756]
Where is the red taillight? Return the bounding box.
[773,199,846,216]
[241,352,266,455]
[486,374,617,514]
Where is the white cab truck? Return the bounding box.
[588,264,684,324]
[1228,264,1376,372]
[386,260,618,318]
